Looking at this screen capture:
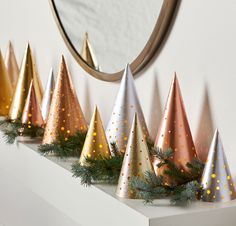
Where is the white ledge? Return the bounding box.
[0,137,236,226]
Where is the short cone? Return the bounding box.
[0,50,13,116]
[21,81,44,127]
[8,43,43,120]
[201,129,236,202]
[43,56,87,144]
[106,64,149,153]
[116,113,154,199]
[79,106,111,165]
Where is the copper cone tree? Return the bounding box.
[201,129,236,202]
[116,114,154,199]
[21,81,44,127]
[154,74,197,181]
[81,32,99,70]
[106,64,149,153]
[195,87,214,163]
[43,56,87,144]
[9,43,43,120]
[79,106,111,165]
[5,41,19,89]
[0,50,13,116]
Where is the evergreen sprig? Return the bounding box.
[38,131,87,157]
[0,119,44,144]
[130,147,204,205]
[72,143,123,186]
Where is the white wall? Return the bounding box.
[0,0,236,171]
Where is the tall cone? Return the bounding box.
[81,32,99,70]
[5,41,19,89]
[0,50,13,116]
[154,74,197,180]
[8,43,43,120]
[41,68,55,122]
[43,56,87,144]
[116,113,154,199]
[21,81,44,127]
[106,64,149,153]
[201,129,236,202]
[195,87,214,163]
[79,106,111,165]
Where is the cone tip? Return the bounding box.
[122,63,133,81]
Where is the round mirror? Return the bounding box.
[49,0,179,81]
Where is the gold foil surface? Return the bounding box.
[106,64,149,154]
[8,43,43,120]
[79,106,111,165]
[43,56,88,144]
[195,87,214,163]
[81,32,99,70]
[5,41,19,89]
[0,50,13,116]
[201,129,236,202]
[21,81,44,127]
[116,114,154,199]
[154,74,197,182]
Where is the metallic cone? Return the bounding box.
[8,43,43,120]
[154,74,197,180]
[116,113,154,199]
[41,68,55,122]
[106,64,149,153]
[79,106,111,165]
[201,129,236,202]
[5,41,19,89]
[81,32,99,70]
[21,81,44,127]
[0,50,13,116]
[195,87,214,163]
[43,56,88,144]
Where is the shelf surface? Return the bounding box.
[0,136,236,226]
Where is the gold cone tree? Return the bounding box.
[201,129,236,202]
[8,43,43,120]
[79,106,111,165]
[116,114,154,199]
[0,50,13,116]
[81,32,99,70]
[154,74,197,182]
[21,81,44,127]
[106,64,149,154]
[5,41,19,89]
[43,56,87,144]
[195,87,214,163]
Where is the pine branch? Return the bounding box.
[38,131,87,157]
[72,143,123,186]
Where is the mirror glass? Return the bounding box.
[54,0,163,73]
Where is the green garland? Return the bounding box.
[0,119,44,144]
[130,148,204,205]
[38,131,87,157]
[72,142,123,186]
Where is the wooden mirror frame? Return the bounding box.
[49,0,179,81]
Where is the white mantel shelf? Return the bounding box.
[0,137,236,226]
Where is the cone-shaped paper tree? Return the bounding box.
[201,129,236,202]
[195,87,214,163]
[0,50,13,116]
[79,106,111,165]
[41,68,55,122]
[43,56,87,144]
[154,74,197,180]
[21,81,44,127]
[116,113,154,199]
[5,41,19,89]
[81,32,99,70]
[8,43,43,120]
[106,64,149,153]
